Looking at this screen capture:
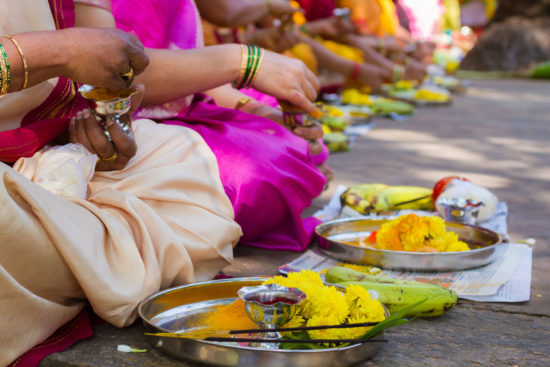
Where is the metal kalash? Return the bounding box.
[78,84,137,141]
[238,284,306,349]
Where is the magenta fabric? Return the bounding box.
[297,0,336,21]
[112,0,327,251]
[8,310,93,367]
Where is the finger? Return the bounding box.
[82,109,118,161]
[126,36,149,76]
[294,121,323,140]
[107,116,137,158]
[69,117,78,144]
[128,84,145,116]
[308,139,323,155]
[73,111,95,154]
[286,90,318,116]
[301,79,318,103]
[303,66,321,94]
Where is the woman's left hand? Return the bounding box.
[69,85,144,171]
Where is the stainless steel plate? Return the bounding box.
[315,217,503,271]
[139,277,383,367]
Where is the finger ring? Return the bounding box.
[121,67,134,82]
[101,150,118,162]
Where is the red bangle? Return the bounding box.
[351,62,361,81]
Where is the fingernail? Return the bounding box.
[70,117,75,125]
[106,117,115,128]
[82,109,90,119]
[76,111,82,120]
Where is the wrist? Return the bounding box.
[54,29,77,79]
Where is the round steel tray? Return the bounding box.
[139,277,383,367]
[315,217,503,271]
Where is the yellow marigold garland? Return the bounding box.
[263,270,386,342]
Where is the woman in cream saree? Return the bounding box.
[0,0,242,364]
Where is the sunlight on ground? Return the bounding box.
[486,137,550,154]
[415,169,511,189]
[467,88,550,104]
[369,129,440,142]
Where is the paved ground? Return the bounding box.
[41,79,550,367]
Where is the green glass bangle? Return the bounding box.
[244,46,261,88]
[239,44,257,89]
[0,41,10,94]
[238,44,254,89]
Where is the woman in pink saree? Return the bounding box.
[96,0,328,251]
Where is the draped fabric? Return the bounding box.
[112,0,327,251]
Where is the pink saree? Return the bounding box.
[112,0,327,251]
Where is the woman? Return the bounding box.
[0,0,316,363]
[0,1,244,364]
[74,0,328,252]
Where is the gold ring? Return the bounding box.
[121,67,134,82]
[101,150,118,162]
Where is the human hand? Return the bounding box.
[266,0,296,19]
[251,50,320,116]
[356,63,384,92]
[69,85,145,171]
[403,60,427,82]
[252,26,300,53]
[61,28,149,92]
[312,16,357,40]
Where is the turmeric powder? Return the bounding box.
[199,299,258,334]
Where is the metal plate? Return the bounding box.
[139,277,383,367]
[315,217,503,271]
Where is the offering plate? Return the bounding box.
[315,217,502,272]
[139,277,384,367]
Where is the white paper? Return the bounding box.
[461,246,532,302]
[279,244,532,302]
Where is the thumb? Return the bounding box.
[128,83,145,116]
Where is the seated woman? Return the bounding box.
[0,0,318,363]
[74,0,328,252]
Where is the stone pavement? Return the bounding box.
[41,79,550,367]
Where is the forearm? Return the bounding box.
[137,45,241,106]
[342,34,393,78]
[299,36,356,78]
[196,0,269,28]
[0,32,71,92]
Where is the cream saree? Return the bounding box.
[0,1,241,365]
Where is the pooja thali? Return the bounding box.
[139,277,384,367]
[315,217,503,272]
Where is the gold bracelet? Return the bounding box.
[4,35,28,90]
[233,44,248,88]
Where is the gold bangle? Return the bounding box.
[4,35,28,90]
[233,44,248,88]
[248,48,264,87]
[101,150,118,162]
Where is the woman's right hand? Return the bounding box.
[61,28,149,92]
[251,50,320,116]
